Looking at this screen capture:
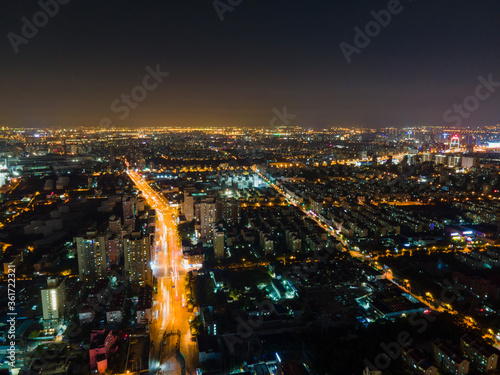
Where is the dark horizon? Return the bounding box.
[1,0,500,128]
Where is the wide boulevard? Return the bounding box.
[127,170,199,375]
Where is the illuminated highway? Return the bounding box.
[127,170,199,375]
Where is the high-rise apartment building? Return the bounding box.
[200,199,217,238]
[122,196,135,220]
[106,235,122,266]
[41,278,66,333]
[75,232,108,284]
[124,231,152,286]
[422,153,433,162]
[462,156,479,169]
[214,229,225,259]
[218,198,241,226]
[183,192,194,221]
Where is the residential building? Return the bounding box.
[200,199,217,238]
[183,192,194,221]
[214,228,225,259]
[433,342,470,375]
[460,334,498,372]
[75,232,108,284]
[124,231,152,286]
[41,278,66,333]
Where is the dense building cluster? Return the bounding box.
[1,126,500,374]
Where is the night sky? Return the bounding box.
[1,0,500,128]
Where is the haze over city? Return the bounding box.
[1,1,500,128]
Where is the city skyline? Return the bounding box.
[2,126,500,373]
[4,2,500,374]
